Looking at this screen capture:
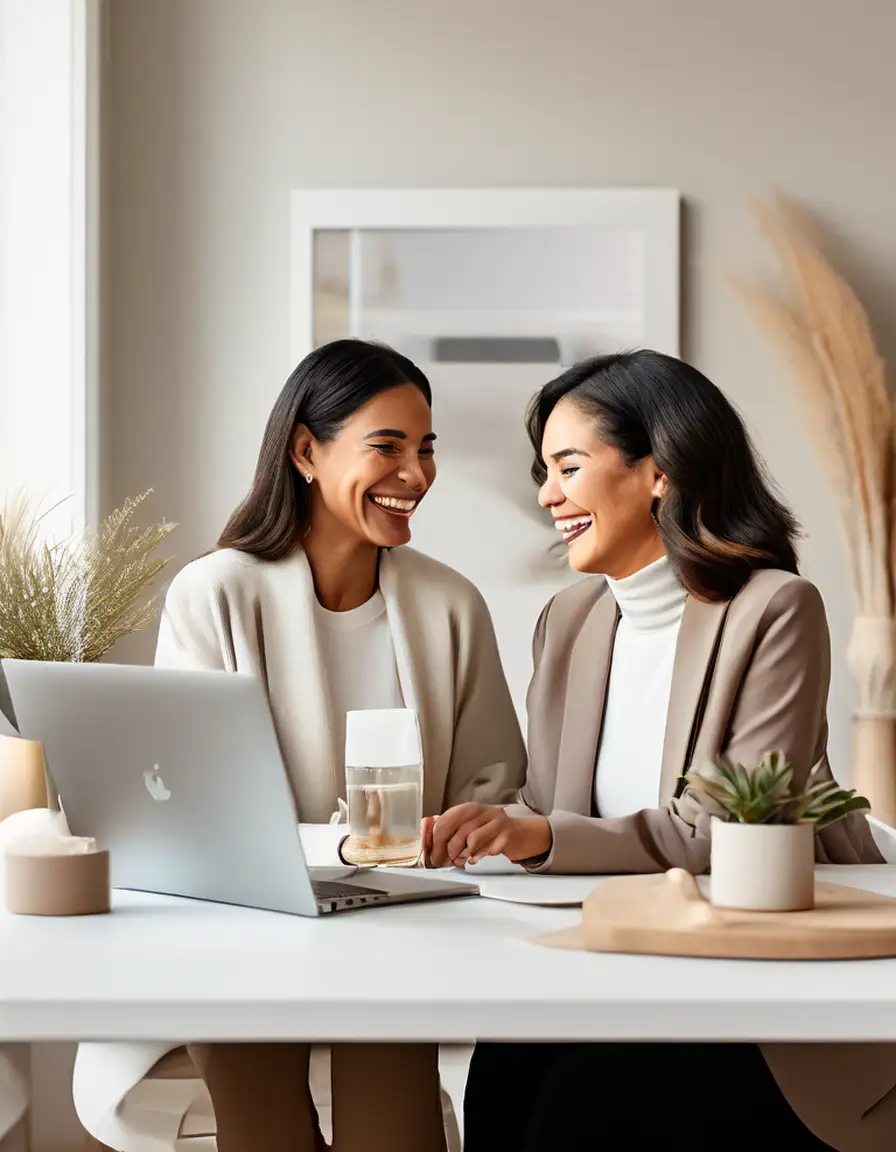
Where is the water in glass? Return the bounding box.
[345,762,423,866]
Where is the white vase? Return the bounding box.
[709,818,815,911]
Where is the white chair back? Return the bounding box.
[867,814,896,863]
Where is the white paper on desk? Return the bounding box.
[476,876,604,907]
[463,854,526,876]
[299,822,346,866]
[299,822,358,882]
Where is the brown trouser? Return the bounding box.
[188,1041,447,1152]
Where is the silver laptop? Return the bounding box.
[1,659,477,916]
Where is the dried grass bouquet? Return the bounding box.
[736,191,896,821]
[0,490,176,663]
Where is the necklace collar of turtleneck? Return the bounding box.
[606,554,687,633]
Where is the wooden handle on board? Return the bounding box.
[666,867,718,923]
[666,867,703,900]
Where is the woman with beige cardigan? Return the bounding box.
[428,351,895,1152]
[75,339,526,1152]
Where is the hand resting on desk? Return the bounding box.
[422,804,553,868]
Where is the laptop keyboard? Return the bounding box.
[312,879,389,902]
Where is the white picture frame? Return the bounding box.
[291,187,679,363]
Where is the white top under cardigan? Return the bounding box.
[594,555,688,818]
[313,590,404,757]
[73,544,526,1146]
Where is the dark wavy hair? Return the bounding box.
[218,339,432,560]
[526,350,800,601]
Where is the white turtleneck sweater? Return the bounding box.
[594,555,688,818]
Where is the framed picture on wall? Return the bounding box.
[290,188,680,721]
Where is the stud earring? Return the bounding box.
[305,473,313,484]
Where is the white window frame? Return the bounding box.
[71,0,103,532]
[0,0,102,535]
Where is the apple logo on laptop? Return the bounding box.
[144,765,171,802]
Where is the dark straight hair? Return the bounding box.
[526,350,800,601]
[218,339,432,560]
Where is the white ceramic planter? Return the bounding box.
[709,818,815,911]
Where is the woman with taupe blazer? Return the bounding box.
[427,350,895,1152]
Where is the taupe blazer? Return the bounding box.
[514,566,896,1152]
[513,566,880,873]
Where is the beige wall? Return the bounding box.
[107,0,896,774]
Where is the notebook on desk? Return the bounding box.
[475,876,603,907]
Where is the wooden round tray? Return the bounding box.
[539,869,896,960]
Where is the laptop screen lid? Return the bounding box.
[1,659,321,916]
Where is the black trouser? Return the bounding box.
[464,1042,834,1151]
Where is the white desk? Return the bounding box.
[3,866,896,1045]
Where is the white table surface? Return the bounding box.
[3,866,896,1044]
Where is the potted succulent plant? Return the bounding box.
[685,751,870,911]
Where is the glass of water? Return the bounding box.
[343,709,423,867]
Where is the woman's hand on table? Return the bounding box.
[421,805,552,868]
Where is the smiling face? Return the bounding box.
[538,397,666,578]
[293,383,436,550]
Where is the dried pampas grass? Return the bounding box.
[0,490,176,663]
[735,192,896,793]
[736,193,894,619]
